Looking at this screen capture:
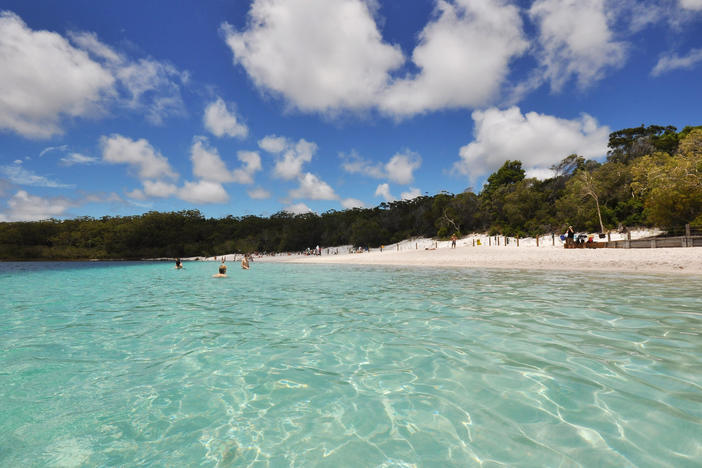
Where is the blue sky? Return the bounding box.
[0,0,701,221]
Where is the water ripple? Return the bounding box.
[0,262,700,466]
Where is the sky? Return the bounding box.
[0,0,701,221]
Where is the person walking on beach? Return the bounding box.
[451,234,457,248]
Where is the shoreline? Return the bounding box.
[255,244,702,276]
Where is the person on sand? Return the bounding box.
[451,234,457,248]
[213,264,227,278]
[241,255,250,270]
[565,225,575,247]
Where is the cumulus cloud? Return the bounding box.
[374,183,394,202]
[1,190,74,221]
[258,135,288,154]
[289,172,338,200]
[284,202,312,215]
[340,150,385,178]
[340,149,421,183]
[190,137,234,183]
[101,134,178,180]
[189,138,261,185]
[0,161,73,188]
[341,197,365,209]
[385,151,421,185]
[401,187,422,200]
[454,106,609,181]
[142,180,179,198]
[651,48,702,76]
[529,0,627,91]
[680,0,702,10]
[203,97,248,138]
[221,0,403,113]
[380,0,528,116]
[222,0,528,117]
[0,12,114,138]
[231,150,262,184]
[0,13,189,139]
[258,135,317,180]
[178,180,229,204]
[247,186,271,199]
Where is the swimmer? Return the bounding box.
[212,264,227,278]
[175,258,183,269]
[241,255,250,270]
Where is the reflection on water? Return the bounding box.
[1,262,700,466]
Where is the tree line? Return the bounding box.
[1,125,700,260]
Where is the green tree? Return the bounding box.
[631,129,702,227]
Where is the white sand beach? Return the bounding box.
[250,232,702,275]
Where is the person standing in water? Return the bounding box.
[213,264,227,278]
[241,255,250,270]
[175,258,183,269]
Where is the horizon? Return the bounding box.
[1,0,701,222]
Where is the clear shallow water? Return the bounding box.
[1,261,700,467]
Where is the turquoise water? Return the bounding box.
[1,261,700,467]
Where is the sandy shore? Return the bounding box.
[258,242,702,275]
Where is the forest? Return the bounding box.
[1,125,700,260]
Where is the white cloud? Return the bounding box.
[289,172,338,200]
[178,180,229,204]
[222,0,528,117]
[190,137,234,183]
[340,150,385,178]
[221,0,403,114]
[380,0,528,117]
[0,161,73,188]
[341,197,365,209]
[258,135,317,180]
[189,138,260,185]
[203,97,248,138]
[2,190,73,221]
[247,186,271,199]
[142,180,179,198]
[232,150,262,184]
[59,153,97,166]
[374,183,394,202]
[258,135,288,154]
[529,0,626,92]
[680,0,702,10]
[385,151,421,185]
[454,106,609,181]
[284,202,312,215]
[101,134,178,180]
[115,58,188,125]
[340,149,421,183]
[651,48,702,76]
[69,31,122,63]
[0,12,114,138]
[39,145,69,158]
[401,187,422,200]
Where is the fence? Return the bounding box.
[597,224,702,249]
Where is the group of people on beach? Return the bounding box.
[174,256,251,277]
